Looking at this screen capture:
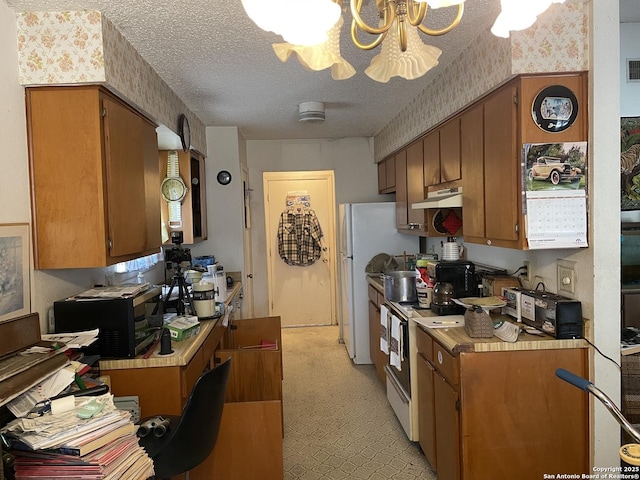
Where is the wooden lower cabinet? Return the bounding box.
[368,284,387,383]
[415,326,589,480]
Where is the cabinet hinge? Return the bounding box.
[515,224,519,233]
[513,94,518,105]
[456,399,461,410]
[101,107,107,117]
[107,239,112,250]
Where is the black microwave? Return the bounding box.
[53,286,162,358]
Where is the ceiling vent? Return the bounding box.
[627,59,640,82]
[298,102,325,123]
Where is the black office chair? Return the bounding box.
[138,358,231,479]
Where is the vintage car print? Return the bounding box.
[528,156,583,185]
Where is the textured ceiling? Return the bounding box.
[4,1,632,140]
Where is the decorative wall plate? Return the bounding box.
[531,85,578,133]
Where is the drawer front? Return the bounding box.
[415,325,433,360]
[368,284,378,304]
[433,341,459,386]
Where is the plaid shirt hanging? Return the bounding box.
[277,206,323,266]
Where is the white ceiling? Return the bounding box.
[4,1,635,141]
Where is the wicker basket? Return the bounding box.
[464,307,494,338]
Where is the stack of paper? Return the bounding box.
[1,393,154,479]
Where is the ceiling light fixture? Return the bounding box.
[491,0,566,38]
[243,0,463,83]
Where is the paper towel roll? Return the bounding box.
[51,396,75,415]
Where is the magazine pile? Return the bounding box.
[0,393,154,479]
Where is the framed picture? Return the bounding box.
[621,116,640,211]
[531,85,579,133]
[0,223,30,323]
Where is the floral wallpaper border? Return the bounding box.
[374,0,589,161]
[15,10,205,153]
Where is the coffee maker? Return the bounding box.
[431,261,481,315]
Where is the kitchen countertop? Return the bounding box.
[100,282,242,370]
[367,274,384,293]
[412,307,587,353]
[367,272,587,354]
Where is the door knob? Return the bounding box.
[246,273,253,278]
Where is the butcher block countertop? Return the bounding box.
[100,282,242,370]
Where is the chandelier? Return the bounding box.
[241,0,565,83]
[242,0,463,82]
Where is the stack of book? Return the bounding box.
[1,394,154,479]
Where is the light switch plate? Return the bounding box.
[557,259,577,297]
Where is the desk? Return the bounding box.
[101,283,284,480]
[100,282,242,417]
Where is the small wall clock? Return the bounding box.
[217,170,232,185]
[178,114,190,152]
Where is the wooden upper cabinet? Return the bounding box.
[423,130,440,188]
[439,118,461,184]
[395,150,408,229]
[159,149,208,245]
[483,82,520,244]
[519,73,588,144]
[27,86,161,269]
[406,140,426,230]
[460,104,485,240]
[378,157,396,193]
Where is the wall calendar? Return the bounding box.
[523,142,588,249]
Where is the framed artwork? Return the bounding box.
[531,85,579,133]
[621,117,640,211]
[0,224,30,323]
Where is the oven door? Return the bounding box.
[387,317,410,394]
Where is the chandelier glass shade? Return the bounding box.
[491,0,566,38]
[272,17,356,80]
[364,17,442,82]
[241,0,341,46]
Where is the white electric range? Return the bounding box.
[384,301,423,442]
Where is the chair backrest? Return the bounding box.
[151,358,231,478]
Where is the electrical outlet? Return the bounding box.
[533,275,548,290]
[523,261,531,284]
[557,259,577,297]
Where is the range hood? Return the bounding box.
[412,186,463,209]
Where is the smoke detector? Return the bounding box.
[298,102,325,123]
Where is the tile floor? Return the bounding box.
[281,325,437,480]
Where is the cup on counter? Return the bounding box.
[442,242,464,261]
[417,286,432,308]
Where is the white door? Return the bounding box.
[264,171,337,327]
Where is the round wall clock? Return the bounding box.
[178,114,190,152]
[217,170,232,185]
[531,85,578,133]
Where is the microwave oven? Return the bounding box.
[54,286,162,358]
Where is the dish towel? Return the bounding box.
[390,314,402,370]
[380,305,390,354]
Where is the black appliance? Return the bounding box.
[432,260,481,315]
[520,290,583,339]
[54,286,162,358]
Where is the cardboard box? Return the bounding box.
[166,315,200,341]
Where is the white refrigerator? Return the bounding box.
[338,202,419,364]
